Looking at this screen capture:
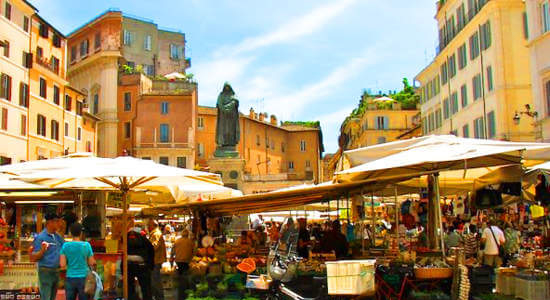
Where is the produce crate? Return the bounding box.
[325,259,375,295]
[514,277,550,300]
[414,268,453,279]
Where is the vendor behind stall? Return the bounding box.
[31,212,65,300]
[320,220,348,258]
[297,218,310,259]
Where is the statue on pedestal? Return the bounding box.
[214,83,240,157]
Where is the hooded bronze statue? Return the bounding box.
[214,83,240,157]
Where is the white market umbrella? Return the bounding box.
[5,155,224,299]
[372,96,395,102]
[164,72,186,80]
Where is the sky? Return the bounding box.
[32,0,439,153]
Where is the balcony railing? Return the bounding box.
[436,0,489,55]
[134,142,190,149]
[35,56,59,75]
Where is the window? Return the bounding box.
[159,157,169,165]
[377,136,386,144]
[4,1,11,20]
[170,44,179,59]
[458,43,467,70]
[440,62,448,85]
[0,73,12,101]
[1,108,7,130]
[451,92,459,115]
[39,23,48,38]
[64,95,72,111]
[77,127,81,141]
[462,124,469,138]
[487,111,496,138]
[20,115,26,136]
[93,94,99,114]
[144,35,152,51]
[448,54,457,78]
[469,32,480,60]
[123,30,132,45]
[51,120,59,141]
[36,47,43,59]
[124,92,131,111]
[375,116,389,129]
[94,32,101,50]
[256,135,260,146]
[39,78,46,98]
[543,1,550,33]
[70,46,77,62]
[281,142,285,153]
[457,85,467,109]
[522,12,529,39]
[80,40,89,57]
[435,108,442,128]
[177,157,186,168]
[86,141,92,152]
[480,21,491,50]
[486,66,494,91]
[160,124,169,142]
[142,157,151,160]
[300,140,306,152]
[23,16,29,32]
[288,161,295,170]
[197,143,204,157]
[472,74,482,100]
[37,114,46,136]
[19,82,28,107]
[161,102,169,114]
[443,98,450,119]
[145,65,154,76]
[51,56,59,74]
[64,122,69,137]
[22,51,32,68]
[198,117,204,129]
[53,86,60,105]
[76,101,82,115]
[124,122,131,139]
[2,41,8,57]
[474,117,485,139]
[52,35,61,48]
[271,140,275,150]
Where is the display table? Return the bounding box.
[0,262,38,291]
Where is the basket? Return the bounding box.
[414,267,453,279]
[325,260,375,295]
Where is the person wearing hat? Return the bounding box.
[31,212,65,300]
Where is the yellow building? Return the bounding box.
[416,0,534,141]
[526,0,550,141]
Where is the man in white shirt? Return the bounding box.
[480,220,505,267]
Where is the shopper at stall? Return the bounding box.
[60,223,95,300]
[127,218,154,300]
[480,219,505,267]
[31,212,65,300]
[444,226,463,250]
[171,229,194,300]
[320,220,349,258]
[463,224,479,259]
[297,218,310,259]
[503,222,521,265]
[147,219,166,300]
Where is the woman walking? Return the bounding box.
[60,223,95,300]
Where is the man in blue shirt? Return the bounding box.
[31,212,65,300]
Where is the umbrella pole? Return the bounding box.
[394,185,399,249]
[122,190,129,300]
[434,173,445,254]
[371,192,375,247]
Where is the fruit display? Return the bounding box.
[296,259,327,276]
[0,242,15,257]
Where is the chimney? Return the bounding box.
[249,107,255,118]
[259,112,265,122]
[270,114,277,125]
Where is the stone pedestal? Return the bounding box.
[207,157,245,190]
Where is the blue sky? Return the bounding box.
[33,0,438,153]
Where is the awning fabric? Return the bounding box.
[337,135,550,182]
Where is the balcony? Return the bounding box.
[149,79,196,95]
[135,142,190,149]
[35,56,59,75]
[134,126,194,150]
[436,0,489,55]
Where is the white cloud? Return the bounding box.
[229,0,358,55]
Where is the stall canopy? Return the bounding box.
[337,135,550,182]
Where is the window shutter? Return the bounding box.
[384,116,389,129]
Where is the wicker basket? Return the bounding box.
[414,267,453,279]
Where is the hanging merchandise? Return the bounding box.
[474,187,503,209]
[499,182,521,196]
[530,204,545,219]
[535,174,550,206]
[454,197,465,216]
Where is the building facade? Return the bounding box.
[417,0,534,141]
[196,107,324,194]
[526,0,550,141]
[118,73,196,168]
[0,1,97,164]
[67,9,190,158]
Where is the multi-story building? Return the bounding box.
[67,9,190,158]
[196,107,324,194]
[525,0,550,141]
[0,0,97,164]
[118,73,196,168]
[416,0,534,141]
